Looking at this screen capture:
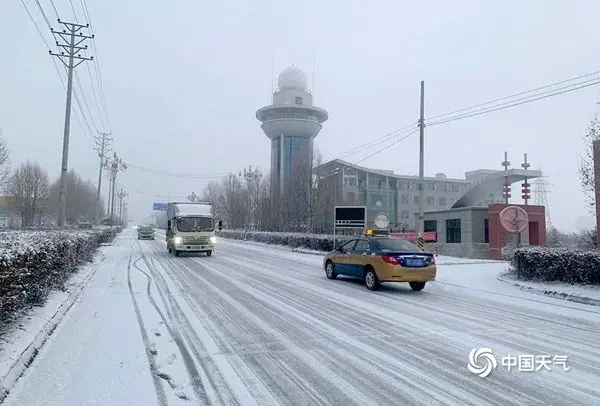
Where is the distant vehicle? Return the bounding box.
[323,232,436,291]
[137,224,155,240]
[166,202,216,257]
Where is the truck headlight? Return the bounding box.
[210,236,217,244]
[174,236,183,245]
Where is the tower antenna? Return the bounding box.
[312,54,316,102]
[271,48,276,94]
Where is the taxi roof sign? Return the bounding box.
[365,229,389,237]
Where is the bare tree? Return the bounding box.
[0,131,11,188]
[8,161,50,227]
[48,170,104,223]
[579,116,600,214]
[201,181,225,218]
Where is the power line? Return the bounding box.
[355,128,419,164]
[427,69,600,122]
[344,69,600,164]
[117,182,188,200]
[78,0,112,132]
[68,0,79,21]
[333,121,418,160]
[428,78,600,127]
[125,162,229,178]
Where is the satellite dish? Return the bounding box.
[499,206,529,233]
[374,212,390,229]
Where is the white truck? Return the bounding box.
[166,202,216,257]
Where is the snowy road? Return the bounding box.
[4,230,600,405]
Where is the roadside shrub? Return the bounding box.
[511,246,600,284]
[0,228,116,323]
[216,230,351,252]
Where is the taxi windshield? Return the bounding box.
[376,238,419,252]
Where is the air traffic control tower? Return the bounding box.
[256,66,328,208]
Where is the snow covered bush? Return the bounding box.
[511,246,600,284]
[216,230,350,252]
[0,228,115,323]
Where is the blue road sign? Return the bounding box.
[153,202,167,211]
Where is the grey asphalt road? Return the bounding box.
[133,232,600,406]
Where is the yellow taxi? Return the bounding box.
[323,231,436,291]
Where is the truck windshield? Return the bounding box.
[176,217,213,232]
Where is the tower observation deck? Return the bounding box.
[256,66,328,215]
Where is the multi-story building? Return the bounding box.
[314,158,541,232]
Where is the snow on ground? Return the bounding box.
[2,235,179,406]
[0,243,107,400]
[2,229,600,405]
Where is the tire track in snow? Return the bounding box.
[139,250,231,405]
[207,248,600,404]
[190,256,512,405]
[126,252,168,406]
[131,255,206,402]
[143,248,269,406]
[170,256,376,406]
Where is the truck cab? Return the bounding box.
[166,202,216,257]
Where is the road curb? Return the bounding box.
[0,252,106,403]
[496,272,600,307]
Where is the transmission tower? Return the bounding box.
[533,167,552,228]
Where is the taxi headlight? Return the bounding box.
[209,236,217,244]
[173,236,183,245]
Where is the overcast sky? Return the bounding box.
[1,0,599,231]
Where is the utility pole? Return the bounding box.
[417,81,425,251]
[117,189,127,223]
[94,132,112,223]
[593,140,600,248]
[104,152,127,224]
[50,19,94,227]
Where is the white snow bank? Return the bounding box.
[497,270,600,305]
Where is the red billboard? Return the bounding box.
[390,232,437,242]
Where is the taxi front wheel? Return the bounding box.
[365,268,380,291]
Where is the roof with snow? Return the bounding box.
[168,202,212,216]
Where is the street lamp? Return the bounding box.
[240,166,262,231]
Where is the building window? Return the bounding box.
[428,182,437,191]
[295,96,303,105]
[400,194,409,204]
[446,219,462,243]
[400,210,409,219]
[450,183,460,192]
[484,218,489,243]
[439,197,446,206]
[413,195,419,204]
[408,180,415,190]
[343,177,357,187]
[424,220,437,232]
[427,196,434,205]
